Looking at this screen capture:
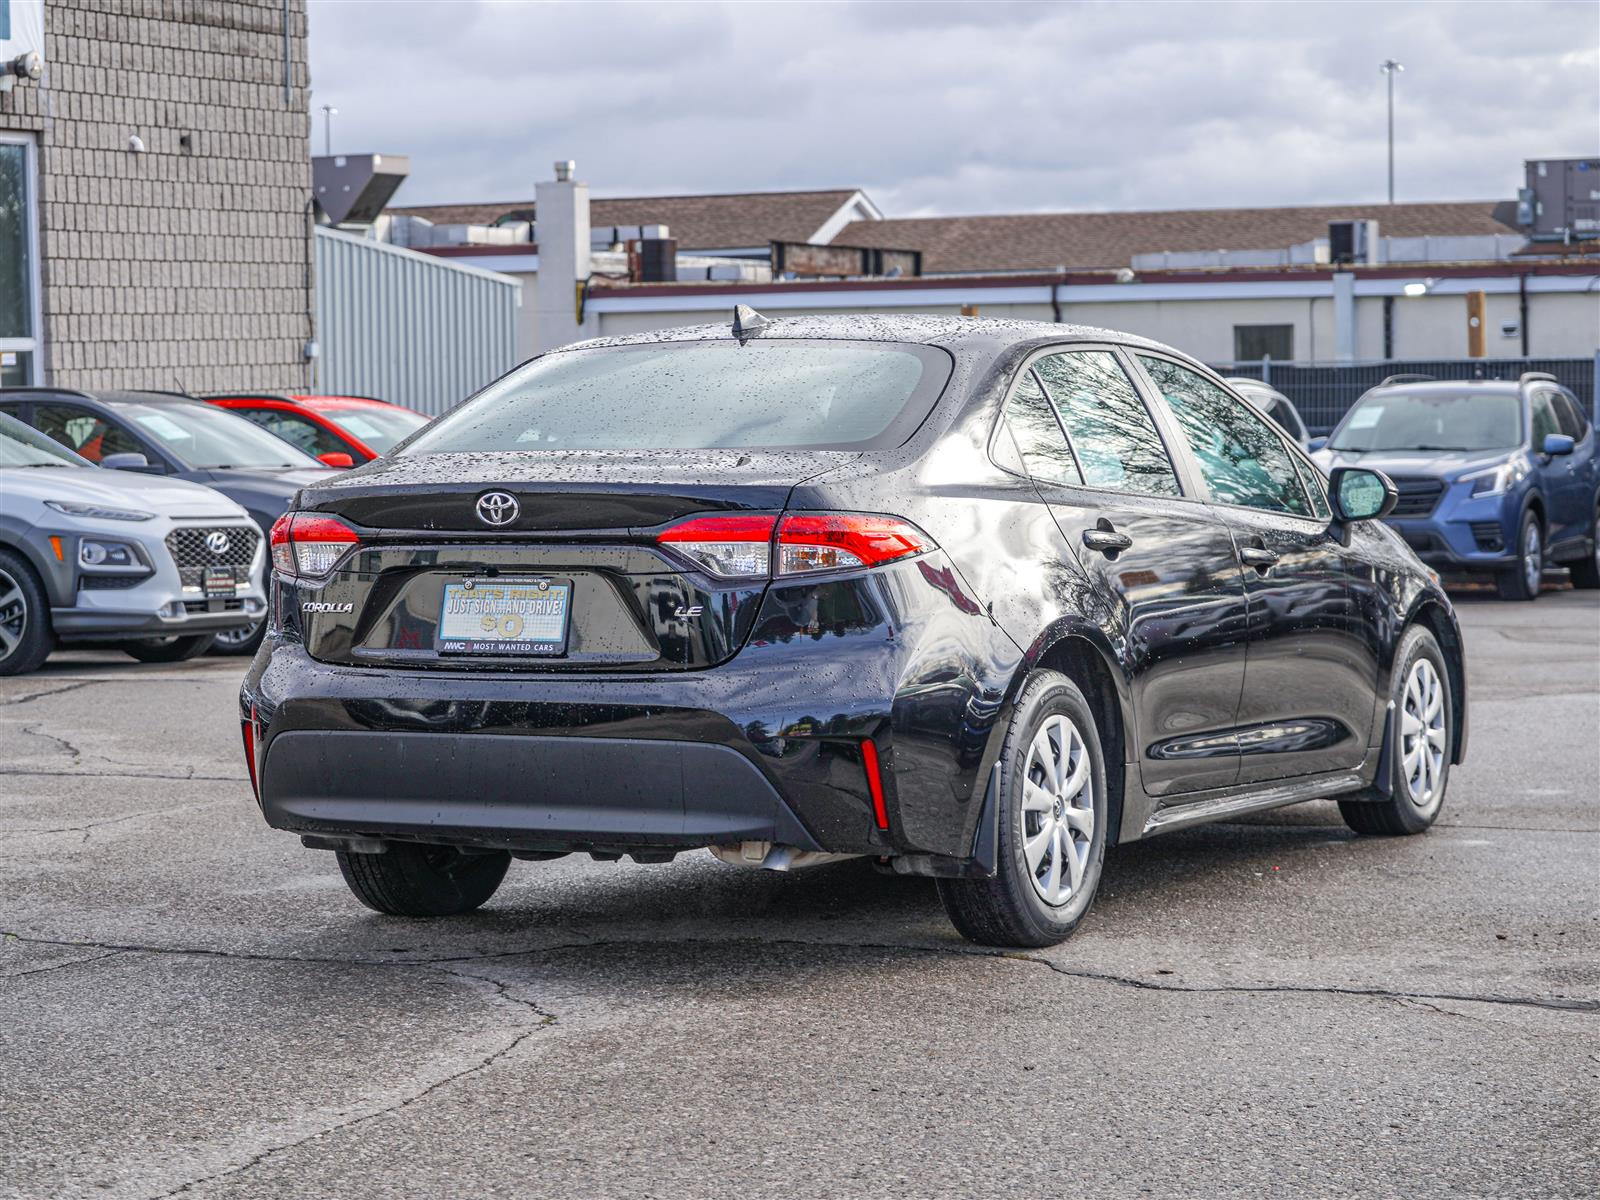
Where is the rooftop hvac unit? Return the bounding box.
[1522,158,1600,242]
[1328,219,1379,265]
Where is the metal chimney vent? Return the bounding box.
[313,153,412,226]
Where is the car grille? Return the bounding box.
[1388,477,1445,519]
[183,598,246,614]
[165,525,260,589]
[80,574,145,590]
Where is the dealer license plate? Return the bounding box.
[437,578,571,656]
[202,566,237,597]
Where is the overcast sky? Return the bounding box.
[306,0,1598,216]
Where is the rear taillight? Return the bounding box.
[657,514,776,578]
[657,512,933,579]
[269,512,359,580]
[776,514,932,575]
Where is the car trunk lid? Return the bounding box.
[288,449,856,672]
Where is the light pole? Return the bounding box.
[1380,60,1403,204]
[320,104,338,157]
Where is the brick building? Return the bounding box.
[0,0,313,391]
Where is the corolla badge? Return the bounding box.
[301,601,354,613]
[204,531,231,555]
[476,492,519,527]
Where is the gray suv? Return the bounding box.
[0,412,266,674]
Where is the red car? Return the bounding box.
[203,394,430,466]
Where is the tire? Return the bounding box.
[208,619,266,656]
[1495,510,1542,601]
[1340,626,1452,837]
[1569,500,1600,590]
[938,669,1108,948]
[121,634,217,663]
[337,843,511,917]
[0,549,54,677]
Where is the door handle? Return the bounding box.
[1239,546,1279,571]
[1082,528,1133,555]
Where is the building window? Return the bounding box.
[1233,324,1293,363]
[0,132,41,386]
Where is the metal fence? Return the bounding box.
[315,227,521,416]
[1210,356,1598,435]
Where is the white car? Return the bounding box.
[1225,377,1310,448]
[0,412,267,675]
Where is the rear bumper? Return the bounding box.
[262,729,821,852]
[242,555,1017,860]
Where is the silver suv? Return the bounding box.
[0,412,267,674]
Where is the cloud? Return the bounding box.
[307,0,1599,214]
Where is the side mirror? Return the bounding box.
[1307,436,1328,453]
[100,452,150,470]
[1542,433,1575,457]
[318,451,356,469]
[1329,466,1398,522]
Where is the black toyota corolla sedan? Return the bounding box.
[241,313,1467,947]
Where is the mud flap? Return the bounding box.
[890,762,1001,879]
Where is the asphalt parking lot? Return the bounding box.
[2,590,1596,1200]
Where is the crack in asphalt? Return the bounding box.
[150,964,557,1199]
[1,948,127,980]
[0,768,247,783]
[0,680,99,706]
[6,929,1594,1015]
[17,722,83,761]
[1438,822,1599,835]
[1,799,232,841]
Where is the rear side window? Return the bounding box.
[239,409,348,458]
[399,339,952,453]
[1138,356,1310,516]
[1031,350,1180,497]
[1002,370,1081,485]
[32,403,145,463]
[1264,398,1301,438]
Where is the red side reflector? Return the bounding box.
[861,738,888,830]
[240,706,260,802]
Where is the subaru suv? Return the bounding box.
[0,412,266,675]
[1314,373,1599,600]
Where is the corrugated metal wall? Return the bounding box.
[314,227,521,416]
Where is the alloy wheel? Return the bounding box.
[1020,713,1095,907]
[213,621,262,650]
[1400,658,1447,810]
[0,566,27,663]
[1523,521,1542,595]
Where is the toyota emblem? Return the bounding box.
[205,531,231,555]
[476,492,519,527]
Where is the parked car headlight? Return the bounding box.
[45,500,155,522]
[1462,459,1526,498]
[79,540,143,569]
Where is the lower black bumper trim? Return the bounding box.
[261,730,822,853]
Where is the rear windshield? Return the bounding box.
[398,339,952,454]
[1330,391,1523,452]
